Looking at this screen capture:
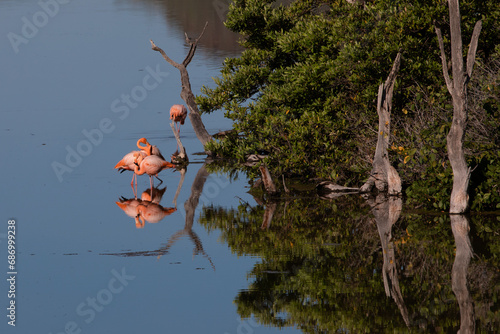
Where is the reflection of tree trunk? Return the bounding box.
[361,52,402,195]
[154,164,215,269]
[172,167,186,207]
[367,194,409,327]
[261,203,277,230]
[451,215,475,333]
[184,164,209,230]
[181,164,215,270]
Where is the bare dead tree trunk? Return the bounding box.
[435,0,482,213]
[170,122,188,164]
[361,52,402,195]
[150,22,213,153]
[450,214,475,333]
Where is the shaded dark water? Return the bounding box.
[1,1,498,333]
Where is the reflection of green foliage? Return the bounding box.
[199,195,500,332]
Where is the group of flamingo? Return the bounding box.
[114,104,187,197]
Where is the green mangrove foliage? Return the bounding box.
[196,0,500,210]
[198,196,500,332]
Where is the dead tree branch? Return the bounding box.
[170,122,188,164]
[150,22,213,153]
[360,52,402,195]
[435,0,482,213]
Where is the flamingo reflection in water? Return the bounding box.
[116,186,175,229]
[140,186,166,204]
[110,165,215,271]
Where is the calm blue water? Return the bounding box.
[0,1,301,333]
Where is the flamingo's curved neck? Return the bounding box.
[133,155,147,175]
[137,138,152,155]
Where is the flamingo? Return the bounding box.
[137,138,165,160]
[133,152,175,197]
[169,104,188,135]
[114,138,150,175]
[115,197,143,226]
[114,138,164,196]
[136,202,176,225]
[115,196,175,228]
[141,186,167,204]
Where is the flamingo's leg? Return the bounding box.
[131,173,137,199]
[150,176,154,198]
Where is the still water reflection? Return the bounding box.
[111,165,216,271]
[199,187,499,332]
[127,0,243,56]
[116,187,176,228]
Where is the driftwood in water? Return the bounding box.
[435,0,482,213]
[361,52,402,195]
[150,22,213,153]
[244,154,268,167]
[317,181,359,199]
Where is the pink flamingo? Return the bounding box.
[137,138,165,160]
[141,186,167,204]
[133,153,175,197]
[170,104,187,152]
[136,202,176,226]
[169,104,188,135]
[114,138,164,196]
